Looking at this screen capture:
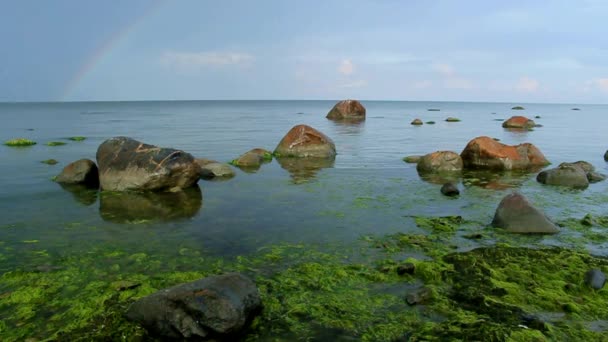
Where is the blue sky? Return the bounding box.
[1,0,607,103]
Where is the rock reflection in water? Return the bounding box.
[329,120,365,136]
[276,157,335,184]
[416,171,462,185]
[99,186,202,223]
[417,169,535,190]
[58,183,98,206]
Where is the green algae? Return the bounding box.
[41,159,58,165]
[414,215,463,234]
[67,136,86,141]
[45,141,67,146]
[4,138,36,147]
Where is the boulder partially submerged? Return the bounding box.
[417,151,463,173]
[491,192,559,234]
[126,273,261,340]
[96,137,201,192]
[230,148,272,167]
[55,159,99,188]
[326,99,366,121]
[502,116,536,129]
[460,136,549,171]
[537,164,589,189]
[274,125,336,158]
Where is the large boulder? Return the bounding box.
[502,116,536,129]
[537,164,589,189]
[491,192,559,234]
[55,159,99,188]
[460,136,549,171]
[274,125,336,158]
[96,137,201,191]
[326,99,366,121]
[126,273,261,340]
[417,151,463,173]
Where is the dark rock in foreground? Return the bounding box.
[417,151,463,173]
[537,164,589,189]
[491,192,559,234]
[460,136,549,171]
[585,269,606,290]
[274,125,336,158]
[55,159,99,188]
[326,99,366,121]
[126,273,261,341]
[96,137,201,192]
[440,183,460,197]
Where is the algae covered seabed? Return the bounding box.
[1,101,608,341]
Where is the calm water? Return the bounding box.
[1,100,608,271]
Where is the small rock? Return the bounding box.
[585,269,606,290]
[200,162,235,179]
[445,117,460,122]
[535,115,541,118]
[406,287,432,305]
[425,121,436,124]
[402,155,422,164]
[417,151,463,173]
[411,119,423,125]
[427,109,440,111]
[440,183,460,196]
[587,171,606,183]
[502,116,536,129]
[571,108,580,111]
[604,150,608,161]
[55,159,99,188]
[396,263,416,275]
[512,106,525,110]
[41,159,58,165]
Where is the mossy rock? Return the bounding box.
[4,138,36,147]
[68,136,87,141]
[426,121,436,125]
[445,117,461,122]
[512,106,525,110]
[428,109,441,111]
[41,159,59,165]
[46,141,67,146]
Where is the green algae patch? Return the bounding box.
[45,141,67,146]
[261,151,273,161]
[41,159,58,165]
[4,138,36,147]
[414,215,463,234]
[67,136,86,141]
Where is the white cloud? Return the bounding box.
[596,78,608,93]
[433,63,455,77]
[338,80,367,88]
[161,51,254,69]
[338,59,355,76]
[516,77,540,92]
[445,78,473,90]
[413,80,433,89]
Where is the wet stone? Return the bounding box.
[396,263,416,276]
[585,269,606,290]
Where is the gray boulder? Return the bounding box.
[126,273,261,341]
[588,171,606,183]
[417,151,463,173]
[55,159,99,188]
[96,137,201,192]
[537,164,589,189]
[491,192,559,234]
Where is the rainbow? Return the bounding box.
[61,0,165,101]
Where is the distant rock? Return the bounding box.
[537,164,589,189]
[425,121,436,124]
[491,192,559,234]
[274,125,336,158]
[411,118,423,125]
[460,136,549,171]
[41,159,58,165]
[326,99,366,121]
[605,150,608,161]
[126,273,261,340]
[417,151,463,173]
[230,148,272,168]
[440,183,460,197]
[445,117,460,122]
[511,106,525,110]
[55,159,99,188]
[502,116,536,129]
[403,155,422,164]
[585,269,606,290]
[535,115,541,119]
[572,108,581,111]
[427,109,440,111]
[96,137,200,192]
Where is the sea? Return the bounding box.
[0,100,607,338]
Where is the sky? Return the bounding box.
[1,0,607,103]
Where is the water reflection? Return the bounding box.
[416,171,462,185]
[329,120,365,136]
[58,183,98,206]
[276,157,335,184]
[99,186,203,223]
[417,169,534,190]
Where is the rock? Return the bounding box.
[511,106,525,110]
[55,159,99,188]
[536,164,589,189]
[588,171,606,183]
[571,108,581,111]
[126,273,261,340]
[230,148,272,167]
[584,269,606,290]
[326,99,366,121]
[535,115,541,119]
[559,161,594,173]
[460,136,549,171]
[411,119,423,125]
[491,192,559,234]
[274,125,336,158]
[397,263,416,275]
[41,159,58,165]
[440,183,460,197]
[604,150,608,161]
[96,137,201,192]
[426,121,436,124]
[445,117,460,122]
[198,162,235,179]
[403,155,422,164]
[428,109,440,111]
[502,116,536,129]
[406,287,433,305]
[194,158,217,167]
[416,151,463,173]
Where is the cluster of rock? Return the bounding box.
[537,161,606,189]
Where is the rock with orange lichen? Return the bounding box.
[460,136,549,171]
[326,99,366,121]
[274,125,336,158]
[502,116,536,129]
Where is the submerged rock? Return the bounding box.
[502,116,536,129]
[326,99,366,121]
[511,106,525,110]
[274,125,336,158]
[55,159,99,188]
[445,117,460,122]
[491,192,559,234]
[406,287,432,305]
[587,171,606,183]
[604,150,608,161]
[230,148,272,168]
[417,151,463,173]
[537,164,589,189]
[200,162,235,179]
[460,136,549,171]
[440,183,460,197]
[126,273,261,341]
[96,137,201,192]
[585,269,606,290]
[411,118,423,125]
[403,155,422,164]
